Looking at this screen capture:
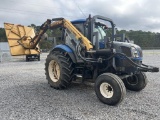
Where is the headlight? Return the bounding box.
[131,47,139,58]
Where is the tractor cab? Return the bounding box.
[71,15,125,50]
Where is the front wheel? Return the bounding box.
[123,72,148,91]
[95,73,126,105]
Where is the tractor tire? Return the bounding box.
[95,73,126,105]
[45,51,74,89]
[123,72,148,91]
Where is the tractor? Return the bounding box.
[4,15,159,105]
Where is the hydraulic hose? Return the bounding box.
[76,42,97,63]
[76,42,159,72]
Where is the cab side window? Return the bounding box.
[73,23,85,35]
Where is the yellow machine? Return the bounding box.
[4,18,93,61]
[4,19,93,54]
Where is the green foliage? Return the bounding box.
[117,29,160,49]
[0,28,7,42]
[39,40,53,50]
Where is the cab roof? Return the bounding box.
[71,19,86,24]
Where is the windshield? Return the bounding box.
[94,26,106,41]
[93,25,107,45]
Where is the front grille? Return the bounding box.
[121,46,132,57]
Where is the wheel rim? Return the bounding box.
[100,83,114,98]
[48,60,60,82]
[127,75,138,85]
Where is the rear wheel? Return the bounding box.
[95,73,126,105]
[123,72,148,91]
[45,51,74,89]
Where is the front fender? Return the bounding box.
[53,44,73,53]
[51,44,76,63]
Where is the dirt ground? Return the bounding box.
[0,51,160,120]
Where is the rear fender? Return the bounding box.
[51,44,77,63]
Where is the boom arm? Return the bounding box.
[29,18,93,51]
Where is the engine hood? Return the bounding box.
[113,41,141,50]
[113,41,143,58]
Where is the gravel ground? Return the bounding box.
[0,50,160,120]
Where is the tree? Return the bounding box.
[0,28,7,42]
[117,29,160,49]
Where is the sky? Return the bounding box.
[1,0,160,32]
